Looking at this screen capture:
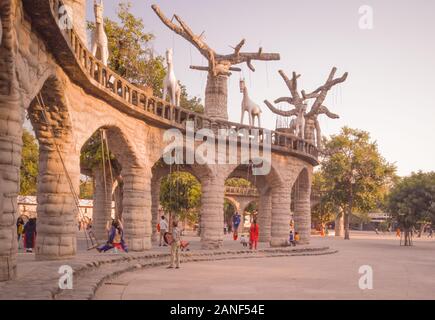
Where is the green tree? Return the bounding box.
[20,129,39,195]
[225,178,252,187]
[320,127,396,239]
[311,171,336,229]
[160,172,201,224]
[79,178,94,199]
[388,171,435,246]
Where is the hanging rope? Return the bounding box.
[36,93,99,250]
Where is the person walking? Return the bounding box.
[168,220,181,269]
[23,218,37,253]
[232,211,241,240]
[159,215,169,246]
[249,218,259,250]
[16,217,25,249]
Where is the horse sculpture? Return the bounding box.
[163,48,181,107]
[91,0,109,66]
[240,79,262,127]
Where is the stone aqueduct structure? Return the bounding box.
[0,0,318,281]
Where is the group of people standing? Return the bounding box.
[16,217,37,253]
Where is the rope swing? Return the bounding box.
[36,93,99,250]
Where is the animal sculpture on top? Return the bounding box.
[239,79,262,127]
[163,48,181,107]
[90,0,109,66]
[289,103,307,139]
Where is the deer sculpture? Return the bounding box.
[91,0,109,66]
[240,79,262,127]
[163,48,181,107]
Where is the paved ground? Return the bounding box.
[95,232,435,300]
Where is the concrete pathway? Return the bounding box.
[95,232,435,300]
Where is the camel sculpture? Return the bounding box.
[240,79,262,127]
[163,48,181,107]
[91,0,109,66]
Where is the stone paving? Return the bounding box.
[0,232,335,300]
[94,231,435,300]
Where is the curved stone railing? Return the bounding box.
[23,0,318,165]
[225,186,259,197]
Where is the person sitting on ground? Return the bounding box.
[240,234,248,247]
[288,230,296,246]
[97,219,128,253]
[294,231,300,243]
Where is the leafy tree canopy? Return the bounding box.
[160,172,201,218]
[388,171,435,230]
[20,129,39,195]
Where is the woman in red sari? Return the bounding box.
[249,218,259,250]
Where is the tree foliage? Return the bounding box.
[318,127,396,238]
[159,172,201,221]
[388,171,435,245]
[20,129,39,195]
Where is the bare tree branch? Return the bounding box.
[303,67,348,116]
[152,5,280,76]
[264,100,299,117]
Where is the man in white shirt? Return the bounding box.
[159,215,169,246]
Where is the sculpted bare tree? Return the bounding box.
[264,67,348,148]
[152,5,280,121]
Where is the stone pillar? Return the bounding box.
[92,164,112,242]
[204,73,228,121]
[35,145,80,260]
[294,195,311,244]
[64,0,87,46]
[258,192,272,242]
[200,176,225,249]
[0,0,20,281]
[150,176,161,243]
[270,186,291,247]
[122,167,152,251]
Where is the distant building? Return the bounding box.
[17,195,114,220]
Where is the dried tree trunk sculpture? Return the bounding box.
[264,67,348,148]
[152,5,280,121]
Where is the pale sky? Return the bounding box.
[82,0,435,176]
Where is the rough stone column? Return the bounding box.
[0,0,23,280]
[293,182,312,244]
[258,192,272,242]
[122,166,152,251]
[35,145,80,260]
[204,74,228,121]
[92,164,112,242]
[150,176,162,243]
[270,186,291,247]
[200,176,225,249]
[293,197,311,244]
[64,0,87,46]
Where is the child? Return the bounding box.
[240,234,248,247]
[294,231,300,243]
[289,230,296,246]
